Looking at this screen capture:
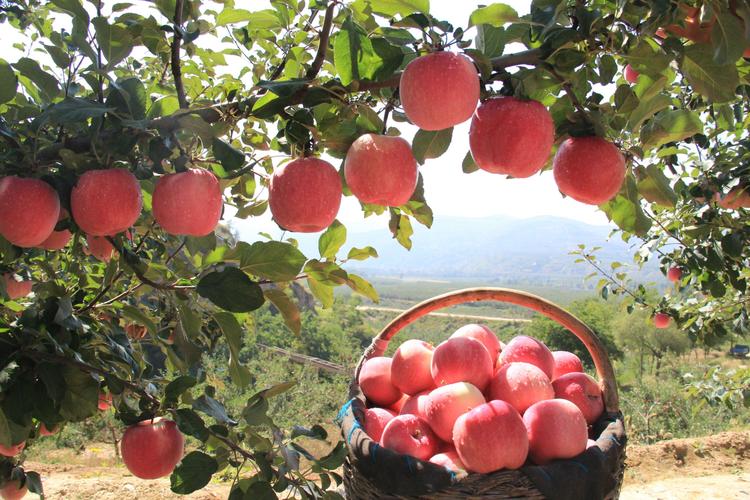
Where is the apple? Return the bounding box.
[0,442,25,457]
[453,400,528,473]
[71,169,142,236]
[498,335,556,380]
[431,337,494,390]
[449,323,501,361]
[399,51,479,131]
[121,417,185,479]
[268,157,342,232]
[653,312,671,329]
[358,357,402,407]
[468,96,554,178]
[125,323,148,340]
[153,168,222,236]
[624,64,639,84]
[362,407,397,443]
[552,351,584,380]
[552,136,626,205]
[391,339,435,396]
[399,390,430,420]
[344,134,418,206]
[98,392,112,411]
[38,209,72,251]
[86,235,117,262]
[0,176,60,247]
[380,414,439,460]
[429,450,466,473]
[656,4,713,44]
[552,372,604,425]
[0,479,27,500]
[667,266,683,283]
[389,394,408,413]
[524,399,588,465]
[718,186,750,209]
[423,382,485,442]
[2,274,32,300]
[488,362,554,414]
[39,423,59,437]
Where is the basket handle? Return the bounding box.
[357,288,619,413]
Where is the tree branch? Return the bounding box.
[305,2,336,80]
[171,0,188,109]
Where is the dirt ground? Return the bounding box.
[23,430,750,499]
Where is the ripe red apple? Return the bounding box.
[624,64,639,84]
[552,351,584,380]
[381,414,439,460]
[86,235,117,262]
[656,4,713,43]
[469,97,554,178]
[268,157,342,232]
[125,323,148,340]
[344,134,418,206]
[553,136,626,205]
[358,357,402,407]
[429,450,466,473]
[153,169,222,236]
[362,407,397,443]
[449,323,501,361]
[98,392,112,411]
[399,51,479,131]
[2,274,32,300]
[399,390,430,420]
[488,362,554,414]
[524,399,588,465]
[453,400,528,473]
[121,417,185,479]
[424,382,485,442]
[552,372,604,425]
[653,312,671,329]
[498,335,556,380]
[0,176,60,247]
[391,339,435,396]
[37,208,72,251]
[718,186,750,209]
[71,169,142,236]
[667,266,683,283]
[0,479,27,500]
[431,337,493,390]
[0,442,25,457]
[389,394,408,413]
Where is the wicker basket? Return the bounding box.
[338,288,626,499]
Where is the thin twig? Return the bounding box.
[305,2,336,80]
[171,0,188,109]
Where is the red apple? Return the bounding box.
[125,323,148,340]
[667,266,683,283]
[624,64,639,84]
[653,312,671,329]
[344,134,418,206]
[423,382,485,442]
[399,390,430,420]
[362,407,397,443]
[98,392,112,411]
[498,335,556,380]
[121,417,185,479]
[153,168,222,236]
[488,362,554,414]
[86,235,117,262]
[431,337,493,390]
[553,136,626,205]
[523,399,588,465]
[399,51,479,131]
[552,351,584,380]
[0,442,25,457]
[0,479,27,500]
[453,400,528,473]
[429,450,466,473]
[37,208,72,251]
[380,414,439,460]
[718,186,750,209]
[39,423,59,437]
[469,97,554,178]
[358,357,402,407]
[552,372,604,425]
[268,157,342,232]
[449,323,501,361]
[71,169,142,236]
[389,394,408,413]
[2,274,32,300]
[0,176,60,247]
[391,339,435,396]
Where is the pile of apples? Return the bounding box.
[358,324,604,474]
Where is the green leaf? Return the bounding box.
[50,0,90,24]
[601,174,652,237]
[13,58,60,101]
[92,17,134,68]
[0,409,12,447]
[475,24,505,58]
[170,451,218,494]
[164,376,197,404]
[315,441,347,470]
[637,165,678,208]
[333,16,381,86]
[0,59,18,104]
[214,312,251,387]
[389,212,413,250]
[174,409,210,441]
[346,246,378,261]
[365,0,429,17]
[640,110,702,151]
[37,98,112,125]
[462,151,479,173]
[263,288,301,335]
[469,4,519,27]
[626,93,672,133]
[108,78,147,120]
[318,220,347,259]
[257,79,308,97]
[711,12,746,65]
[680,44,739,103]
[24,471,43,496]
[216,8,254,26]
[307,277,334,308]
[193,394,237,425]
[244,9,284,31]
[229,241,306,281]
[212,137,245,171]
[412,127,453,163]
[346,274,379,302]
[147,96,180,119]
[121,305,158,335]
[197,267,265,313]
[60,366,99,421]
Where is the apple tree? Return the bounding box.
[0,0,749,497]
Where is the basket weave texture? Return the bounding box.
[339,288,627,499]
